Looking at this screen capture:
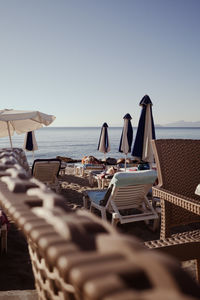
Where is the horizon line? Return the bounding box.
[48,125,200,128]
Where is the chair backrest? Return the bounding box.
[108,170,157,209]
[152,139,200,199]
[111,183,152,210]
[32,159,61,183]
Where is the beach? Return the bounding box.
[1,0,200,296]
[0,165,197,292]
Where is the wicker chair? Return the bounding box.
[0,148,200,299]
[145,139,200,282]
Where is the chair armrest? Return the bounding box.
[152,186,200,216]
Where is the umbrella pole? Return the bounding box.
[125,154,127,171]
[6,122,13,149]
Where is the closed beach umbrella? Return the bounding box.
[0,109,56,148]
[119,113,133,170]
[23,131,38,160]
[132,95,156,165]
[97,122,110,160]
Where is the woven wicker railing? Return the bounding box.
[0,148,200,300]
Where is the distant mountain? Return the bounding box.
[163,120,200,127]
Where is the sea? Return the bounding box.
[0,127,199,165]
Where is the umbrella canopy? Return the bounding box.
[119,113,133,170]
[0,109,56,148]
[132,95,156,164]
[97,123,110,158]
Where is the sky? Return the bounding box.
[0,0,200,127]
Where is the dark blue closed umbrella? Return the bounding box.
[25,131,34,151]
[97,123,110,160]
[132,95,156,165]
[23,131,38,161]
[119,113,133,170]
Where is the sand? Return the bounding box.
[0,166,197,291]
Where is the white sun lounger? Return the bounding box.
[83,170,158,226]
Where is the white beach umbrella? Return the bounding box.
[23,131,38,161]
[119,113,133,171]
[97,123,110,160]
[0,109,56,148]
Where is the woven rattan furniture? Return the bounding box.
[0,148,200,299]
[145,139,200,282]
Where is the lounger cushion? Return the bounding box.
[109,170,157,187]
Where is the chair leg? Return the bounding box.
[112,213,120,227]
[90,204,95,213]
[89,172,94,186]
[81,167,84,177]
[97,178,102,189]
[102,179,106,189]
[196,259,200,284]
[74,166,78,175]
[83,196,89,209]
[1,224,7,253]
[100,208,107,221]
[160,199,172,239]
[90,204,107,221]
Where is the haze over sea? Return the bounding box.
[0,127,199,164]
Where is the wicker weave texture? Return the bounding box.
[152,139,200,198]
[152,139,200,234]
[144,139,200,284]
[0,148,200,300]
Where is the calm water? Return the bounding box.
[0,127,199,164]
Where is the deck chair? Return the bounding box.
[32,159,61,192]
[74,163,105,177]
[144,139,200,283]
[83,170,158,226]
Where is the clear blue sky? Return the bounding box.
[0,0,199,127]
